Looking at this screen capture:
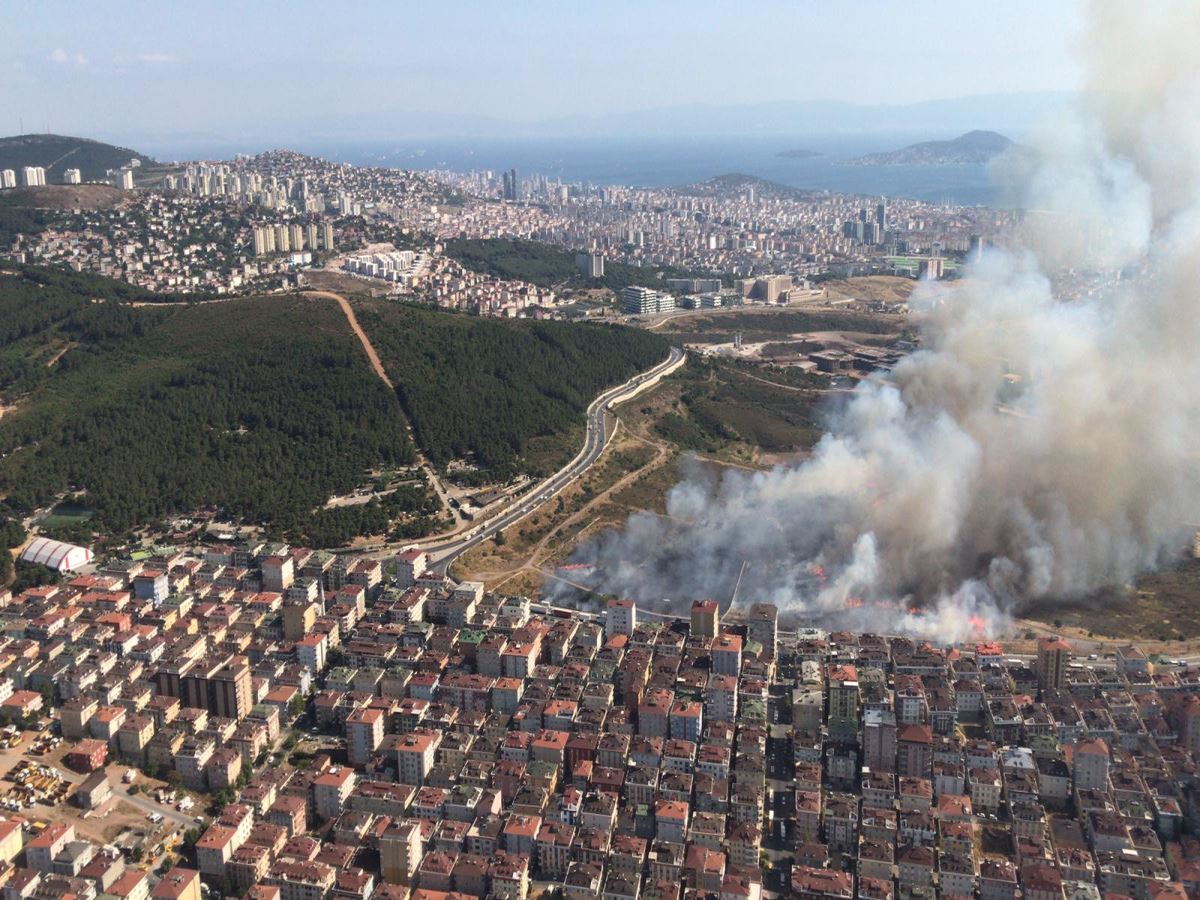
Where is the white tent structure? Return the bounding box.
[19,537,93,573]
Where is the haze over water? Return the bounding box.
[145,133,1000,206]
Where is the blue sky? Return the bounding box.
[1,0,1085,144]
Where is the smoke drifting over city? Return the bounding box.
[561,0,1200,639]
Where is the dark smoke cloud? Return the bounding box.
[556,0,1200,639]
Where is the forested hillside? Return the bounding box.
[0,273,418,542]
[0,265,201,397]
[0,267,673,543]
[354,298,670,477]
[0,133,154,182]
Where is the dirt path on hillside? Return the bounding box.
[304,290,394,388]
[45,342,76,368]
[304,290,455,521]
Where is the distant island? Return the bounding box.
[682,172,817,201]
[843,130,1014,166]
[777,147,821,160]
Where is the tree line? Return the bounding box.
[0,285,416,545]
[0,265,670,545]
[355,298,669,477]
[443,237,700,292]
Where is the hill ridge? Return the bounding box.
[0,133,156,182]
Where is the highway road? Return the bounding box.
[419,345,686,574]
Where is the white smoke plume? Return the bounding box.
[559,0,1200,640]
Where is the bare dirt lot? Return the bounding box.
[0,184,125,211]
[819,275,917,304]
[304,269,390,297]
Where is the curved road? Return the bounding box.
[422,345,686,574]
[307,284,686,567]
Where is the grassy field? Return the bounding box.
[658,307,906,346]
[627,356,827,464]
[35,503,94,530]
[304,270,389,296]
[0,184,125,211]
[819,275,917,303]
[1023,559,1200,641]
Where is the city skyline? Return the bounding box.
[0,0,1084,146]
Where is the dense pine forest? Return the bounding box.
[0,279,417,542]
[353,297,670,477]
[0,267,670,544]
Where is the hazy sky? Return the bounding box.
[1,0,1085,145]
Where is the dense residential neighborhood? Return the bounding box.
[0,539,1191,899]
[2,146,1006,316]
[0,5,1194,900]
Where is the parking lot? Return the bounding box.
[0,759,71,810]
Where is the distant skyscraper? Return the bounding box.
[22,166,46,187]
[876,198,887,230]
[575,252,604,278]
[322,221,335,251]
[62,168,81,185]
[290,223,305,251]
[502,167,518,200]
[117,170,134,190]
[274,223,290,253]
[1,169,16,189]
[306,223,319,252]
[252,227,267,257]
